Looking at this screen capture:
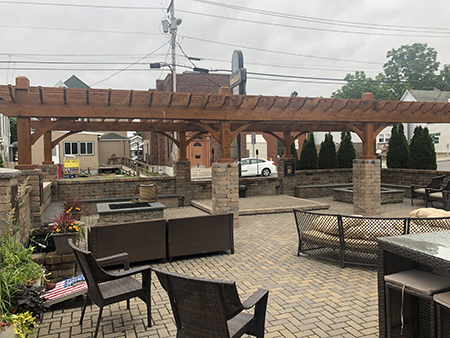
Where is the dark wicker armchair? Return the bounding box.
[411,174,445,206]
[68,239,152,338]
[153,268,269,338]
[425,180,450,209]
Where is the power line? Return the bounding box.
[89,41,170,87]
[0,24,384,65]
[0,1,161,10]
[178,9,450,38]
[193,0,450,34]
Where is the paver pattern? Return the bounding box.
[37,196,427,338]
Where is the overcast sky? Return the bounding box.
[2,0,450,98]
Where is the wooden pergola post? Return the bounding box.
[14,77,35,170]
[42,130,54,164]
[282,131,293,157]
[178,131,188,161]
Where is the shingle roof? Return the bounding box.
[64,75,90,89]
[99,132,127,140]
[408,89,450,102]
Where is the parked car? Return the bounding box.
[235,157,276,177]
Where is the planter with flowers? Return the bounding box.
[62,198,84,221]
[0,228,49,338]
[49,211,85,255]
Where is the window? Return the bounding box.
[193,142,202,147]
[385,134,391,142]
[79,142,94,155]
[64,142,78,155]
[378,134,384,143]
[64,141,94,155]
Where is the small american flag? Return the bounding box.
[42,275,87,305]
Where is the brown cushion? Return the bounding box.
[434,291,450,308]
[385,270,450,295]
[301,230,340,247]
[345,224,402,240]
[311,215,340,235]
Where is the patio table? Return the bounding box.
[377,231,450,338]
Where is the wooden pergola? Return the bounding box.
[1,76,450,170]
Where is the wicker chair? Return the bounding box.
[425,180,450,209]
[68,239,152,338]
[411,174,445,206]
[153,268,269,338]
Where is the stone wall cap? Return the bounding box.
[0,168,22,179]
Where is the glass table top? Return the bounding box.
[378,231,450,261]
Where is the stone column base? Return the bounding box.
[174,160,192,206]
[353,159,381,216]
[212,162,239,227]
[276,157,296,196]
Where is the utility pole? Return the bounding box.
[167,0,179,92]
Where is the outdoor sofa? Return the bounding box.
[294,208,450,267]
[88,213,234,264]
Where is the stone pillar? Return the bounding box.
[276,157,296,196]
[353,159,381,216]
[174,160,192,206]
[18,169,43,226]
[38,164,58,201]
[212,162,239,227]
[0,169,21,237]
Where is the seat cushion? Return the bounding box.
[434,291,450,308]
[385,270,450,296]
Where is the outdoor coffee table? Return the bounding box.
[377,231,450,338]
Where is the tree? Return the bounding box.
[331,71,390,100]
[386,124,409,168]
[318,133,338,169]
[408,126,437,170]
[383,43,440,99]
[10,117,17,143]
[337,132,356,168]
[333,43,449,101]
[0,155,3,168]
[299,132,318,170]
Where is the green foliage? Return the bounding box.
[10,117,17,143]
[337,132,356,168]
[133,131,142,137]
[386,124,409,168]
[318,133,338,169]
[408,126,437,170]
[0,154,4,168]
[299,132,318,170]
[331,71,390,100]
[332,43,450,101]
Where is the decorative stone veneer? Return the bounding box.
[276,157,296,196]
[0,169,21,238]
[33,252,77,283]
[353,159,381,216]
[18,169,42,226]
[38,164,58,201]
[174,160,192,205]
[211,162,239,227]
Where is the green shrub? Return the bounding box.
[386,123,409,168]
[318,133,338,169]
[337,132,356,168]
[299,132,318,170]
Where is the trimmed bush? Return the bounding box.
[408,126,437,170]
[299,132,318,170]
[386,123,409,168]
[318,133,338,169]
[337,132,356,168]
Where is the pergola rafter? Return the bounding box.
[2,77,450,169]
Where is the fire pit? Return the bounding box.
[333,187,404,204]
[97,201,166,223]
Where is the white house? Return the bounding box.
[0,113,10,163]
[378,89,450,156]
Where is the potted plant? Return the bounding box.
[62,197,84,221]
[48,211,85,255]
[0,228,47,338]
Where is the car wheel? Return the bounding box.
[261,168,271,177]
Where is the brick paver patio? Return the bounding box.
[37,196,427,338]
